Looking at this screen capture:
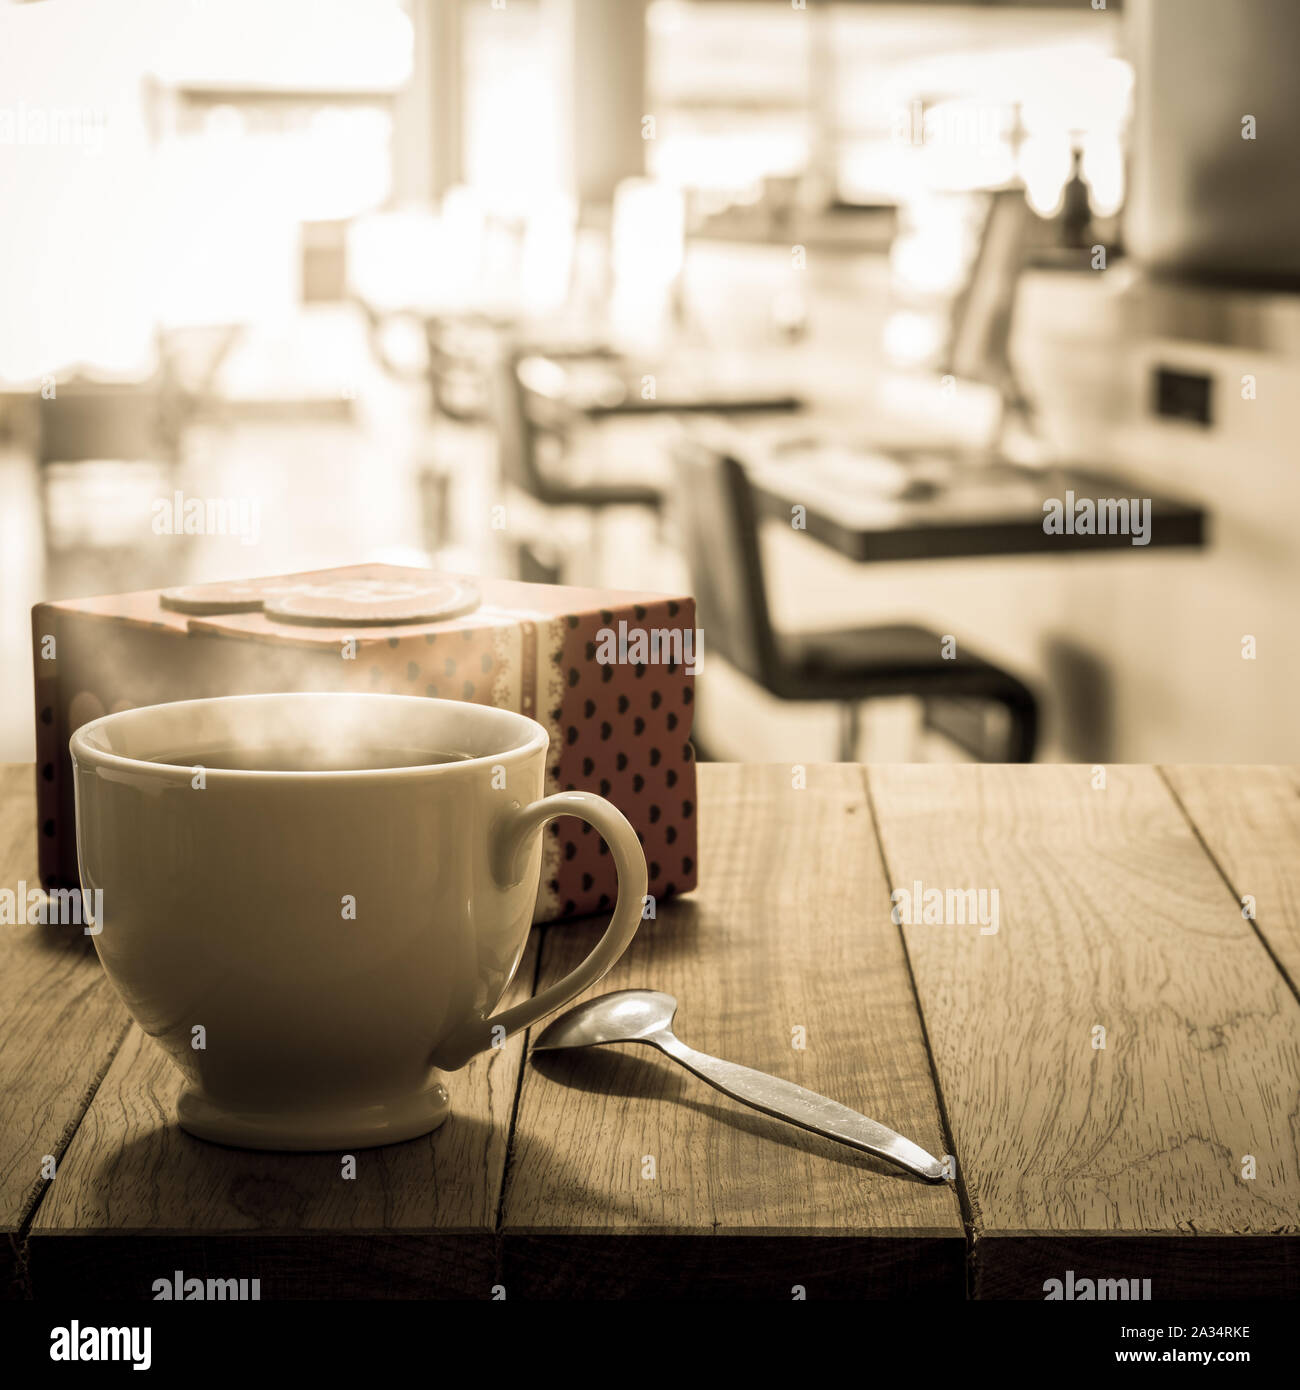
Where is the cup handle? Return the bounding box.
[432,791,647,1070]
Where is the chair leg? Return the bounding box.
[1002,691,1038,763]
[919,696,985,761]
[921,694,1037,763]
[837,702,862,762]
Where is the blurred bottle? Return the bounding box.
[1060,143,1093,249]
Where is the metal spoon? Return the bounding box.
[531,989,947,1182]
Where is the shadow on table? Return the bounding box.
[21,919,102,958]
[76,1108,504,1227]
[31,1106,508,1298]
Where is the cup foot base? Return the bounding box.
[177,1082,451,1151]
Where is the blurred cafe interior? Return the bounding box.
[2,0,1297,768]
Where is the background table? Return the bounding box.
[521,355,1208,563]
[749,458,1207,563]
[2,762,1296,1300]
[520,351,804,417]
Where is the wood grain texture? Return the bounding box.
[0,766,131,1298]
[500,763,964,1299]
[867,764,1300,1300]
[9,761,1299,1301]
[1163,765,1300,993]
[27,941,537,1300]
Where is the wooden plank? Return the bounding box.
[500,763,965,1299]
[1163,766,1300,992]
[27,940,537,1300]
[0,766,132,1298]
[867,764,1300,1300]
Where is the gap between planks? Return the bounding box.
[861,763,978,1297]
[1158,766,1300,1010]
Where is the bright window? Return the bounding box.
[645,0,1129,215]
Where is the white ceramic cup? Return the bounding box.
[70,692,646,1150]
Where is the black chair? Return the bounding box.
[490,350,663,582]
[672,440,1038,762]
[423,313,500,423]
[29,364,191,594]
[36,373,183,472]
[494,350,662,513]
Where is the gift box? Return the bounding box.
[32,563,698,923]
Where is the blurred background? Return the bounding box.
[2,0,1297,766]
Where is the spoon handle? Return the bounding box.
[652,1034,947,1181]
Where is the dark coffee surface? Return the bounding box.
[144,746,472,772]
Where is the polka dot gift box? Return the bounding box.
[32,563,698,925]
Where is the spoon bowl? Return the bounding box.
[533,989,678,1049]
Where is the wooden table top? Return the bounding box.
[2,761,1297,1300]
